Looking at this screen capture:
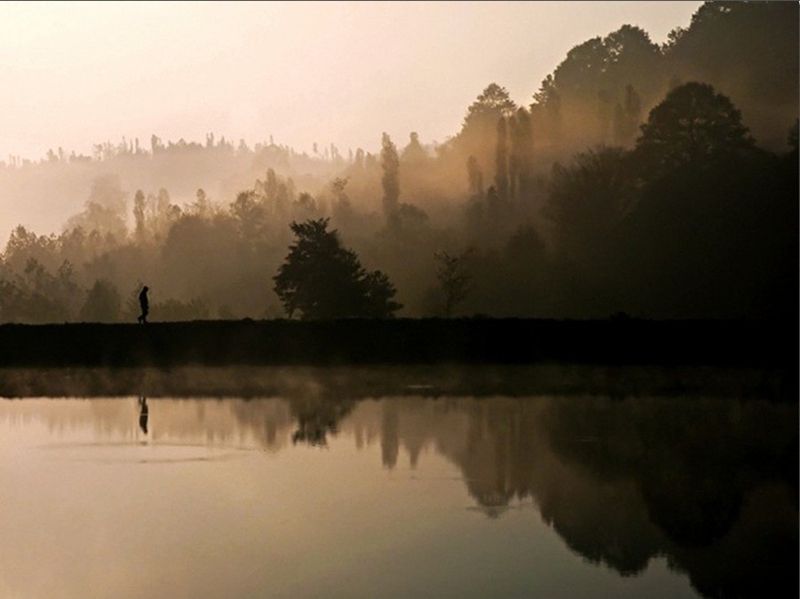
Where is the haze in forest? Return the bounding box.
[1,3,704,159]
[0,1,796,323]
[1,1,703,238]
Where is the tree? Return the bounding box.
[133,190,146,242]
[530,75,563,143]
[79,279,121,322]
[544,146,635,258]
[401,132,428,164]
[380,133,400,224]
[635,82,755,178]
[613,84,642,145]
[530,24,662,150]
[494,117,509,201]
[509,108,534,200]
[456,84,519,169]
[65,174,128,242]
[188,188,212,219]
[664,1,799,149]
[462,83,517,133]
[230,190,268,243]
[330,177,355,227]
[466,155,483,197]
[434,248,475,317]
[273,218,402,319]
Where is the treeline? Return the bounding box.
[0,1,796,323]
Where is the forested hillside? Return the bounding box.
[1,1,796,323]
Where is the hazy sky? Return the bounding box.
[0,1,702,162]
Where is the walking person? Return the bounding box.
[137,285,149,324]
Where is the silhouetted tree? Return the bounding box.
[530,75,563,144]
[273,218,402,319]
[462,83,517,134]
[380,132,400,228]
[453,84,519,180]
[531,24,662,151]
[635,82,755,178]
[434,248,475,317]
[664,1,798,148]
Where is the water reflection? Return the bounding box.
[290,395,355,447]
[138,395,148,434]
[0,387,796,599]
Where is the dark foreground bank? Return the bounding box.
[0,317,793,369]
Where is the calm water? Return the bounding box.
[0,369,797,599]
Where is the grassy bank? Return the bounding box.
[0,317,792,369]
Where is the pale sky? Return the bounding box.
[0,1,702,161]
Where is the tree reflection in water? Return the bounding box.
[2,382,795,599]
[435,395,798,599]
[289,395,355,447]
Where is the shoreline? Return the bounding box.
[0,318,795,400]
[0,363,790,401]
[0,318,792,368]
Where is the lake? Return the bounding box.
[0,366,796,599]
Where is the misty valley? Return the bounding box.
[0,367,796,599]
[0,3,797,599]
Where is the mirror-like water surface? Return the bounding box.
[0,371,796,599]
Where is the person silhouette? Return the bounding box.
[137,285,149,324]
[138,395,149,434]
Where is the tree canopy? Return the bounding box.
[462,83,517,133]
[635,81,755,177]
[273,218,402,320]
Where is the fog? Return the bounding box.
[0,1,796,322]
[0,2,703,162]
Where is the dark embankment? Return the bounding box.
[0,318,794,400]
[0,318,793,369]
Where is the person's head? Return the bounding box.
[143,286,149,292]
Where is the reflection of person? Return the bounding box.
[137,286,149,324]
[138,395,149,434]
